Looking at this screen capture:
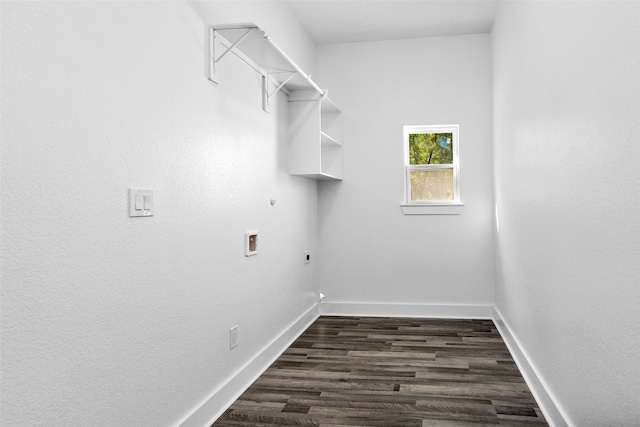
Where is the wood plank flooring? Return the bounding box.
[213,316,548,426]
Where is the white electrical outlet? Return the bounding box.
[229,325,238,349]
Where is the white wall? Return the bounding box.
[315,36,495,307]
[6,1,638,425]
[1,2,319,425]
[492,2,640,425]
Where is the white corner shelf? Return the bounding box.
[321,131,341,147]
[206,23,343,182]
[288,90,343,181]
[292,172,343,181]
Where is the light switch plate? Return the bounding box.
[129,188,153,217]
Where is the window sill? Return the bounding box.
[401,203,464,215]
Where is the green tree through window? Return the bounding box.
[409,133,453,165]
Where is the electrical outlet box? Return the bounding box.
[229,325,238,349]
[245,231,258,256]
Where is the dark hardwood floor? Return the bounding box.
[213,316,548,426]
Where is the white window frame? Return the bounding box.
[401,124,464,215]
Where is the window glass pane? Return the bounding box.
[409,133,453,165]
[410,169,454,201]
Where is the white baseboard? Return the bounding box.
[319,302,493,319]
[177,304,319,427]
[178,302,568,427]
[491,307,570,427]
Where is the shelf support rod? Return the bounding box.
[262,35,326,98]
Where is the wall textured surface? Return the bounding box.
[1,2,319,425]
[5,1,639,425]
[492,2,640,425]
[315,35,495,306]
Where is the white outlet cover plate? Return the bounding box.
[229,325,238,349]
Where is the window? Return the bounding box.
[402,125,463,215]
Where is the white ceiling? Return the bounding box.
[286,0,500,45]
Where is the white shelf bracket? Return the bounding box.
[205,23,326,112]
[262,70,297,112]
[206,26,254,84]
